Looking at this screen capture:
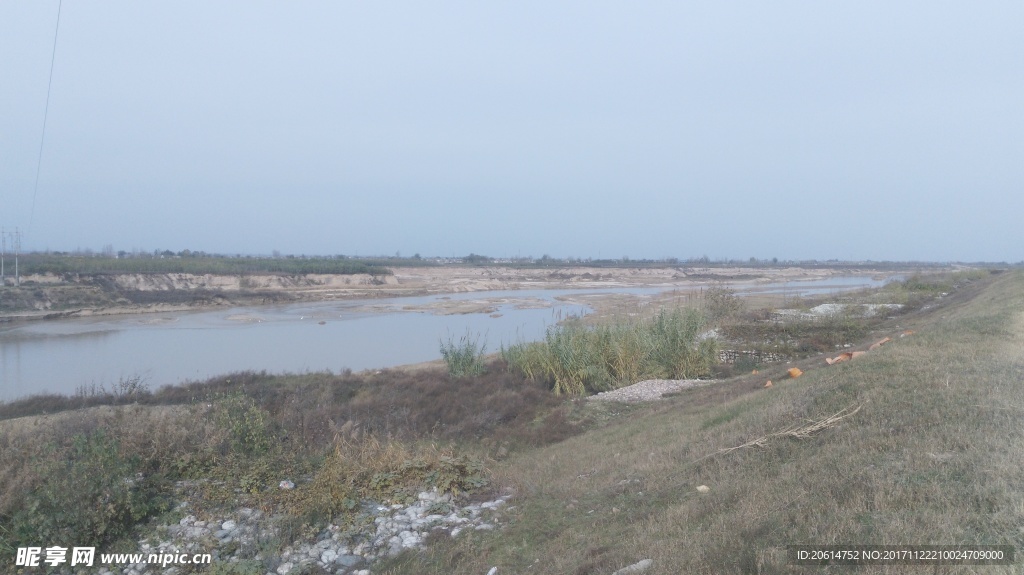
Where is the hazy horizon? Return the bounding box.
[2,2,1021,262]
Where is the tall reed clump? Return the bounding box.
[439,331,488,378]
[502,308,718,395]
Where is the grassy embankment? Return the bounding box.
[0,367,587,571]
[375,270,1023,574]
[0,270,1012,574]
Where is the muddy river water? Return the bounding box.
[0,276,894,401]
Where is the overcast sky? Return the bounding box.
[1,2,1021,262]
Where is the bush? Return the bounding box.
[439,331,487,378]
[703,286,743,322]
[2,430,167,551]
[503,308,718,395]
[286,437,488,526]
[213,392,276,456]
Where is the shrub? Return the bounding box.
[213,392,276,456]
[2,430,167,551]
[439,331,487,378]
[503,308,718,395]
[286,437,488,526]
[703,286,743,322]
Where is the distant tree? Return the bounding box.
[464,253,492,265]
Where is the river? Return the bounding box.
[0,276,895,401]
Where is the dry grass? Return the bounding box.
[703,403,863,456]
[0,362,584,559]
[377,270,1024,574]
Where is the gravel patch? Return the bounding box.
[589,379,709,403]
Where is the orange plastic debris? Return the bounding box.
[900,330,915,337]
[787,367,803,378]
[752,369,759,375]
[869,337,892,351]
[764,380,773,388]
[828,352,852,364]
[827,350,869,365]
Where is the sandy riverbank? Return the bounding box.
[0,265,913,323]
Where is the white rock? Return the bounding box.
[276,561,293,575]
[612,559,653,575]
[221,520,237,531]
[320,549,338,564]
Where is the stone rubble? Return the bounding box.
[589,379,706,403]
[81,488,511,575]
[611,558,653,575]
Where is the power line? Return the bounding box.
[29,0,63,238]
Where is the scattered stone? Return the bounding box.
[104,485,511,575]
[336,554,362,567]
[590,379,707,403]
[697,485,711,493]
[612,559,653,575]
[279,480,295,490]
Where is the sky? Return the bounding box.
[1,2,1021,262]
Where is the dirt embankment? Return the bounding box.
[0,266,905,322]
[0,272,401,321]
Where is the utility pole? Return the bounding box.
[14,228,21,287]
[1,226,5,286]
